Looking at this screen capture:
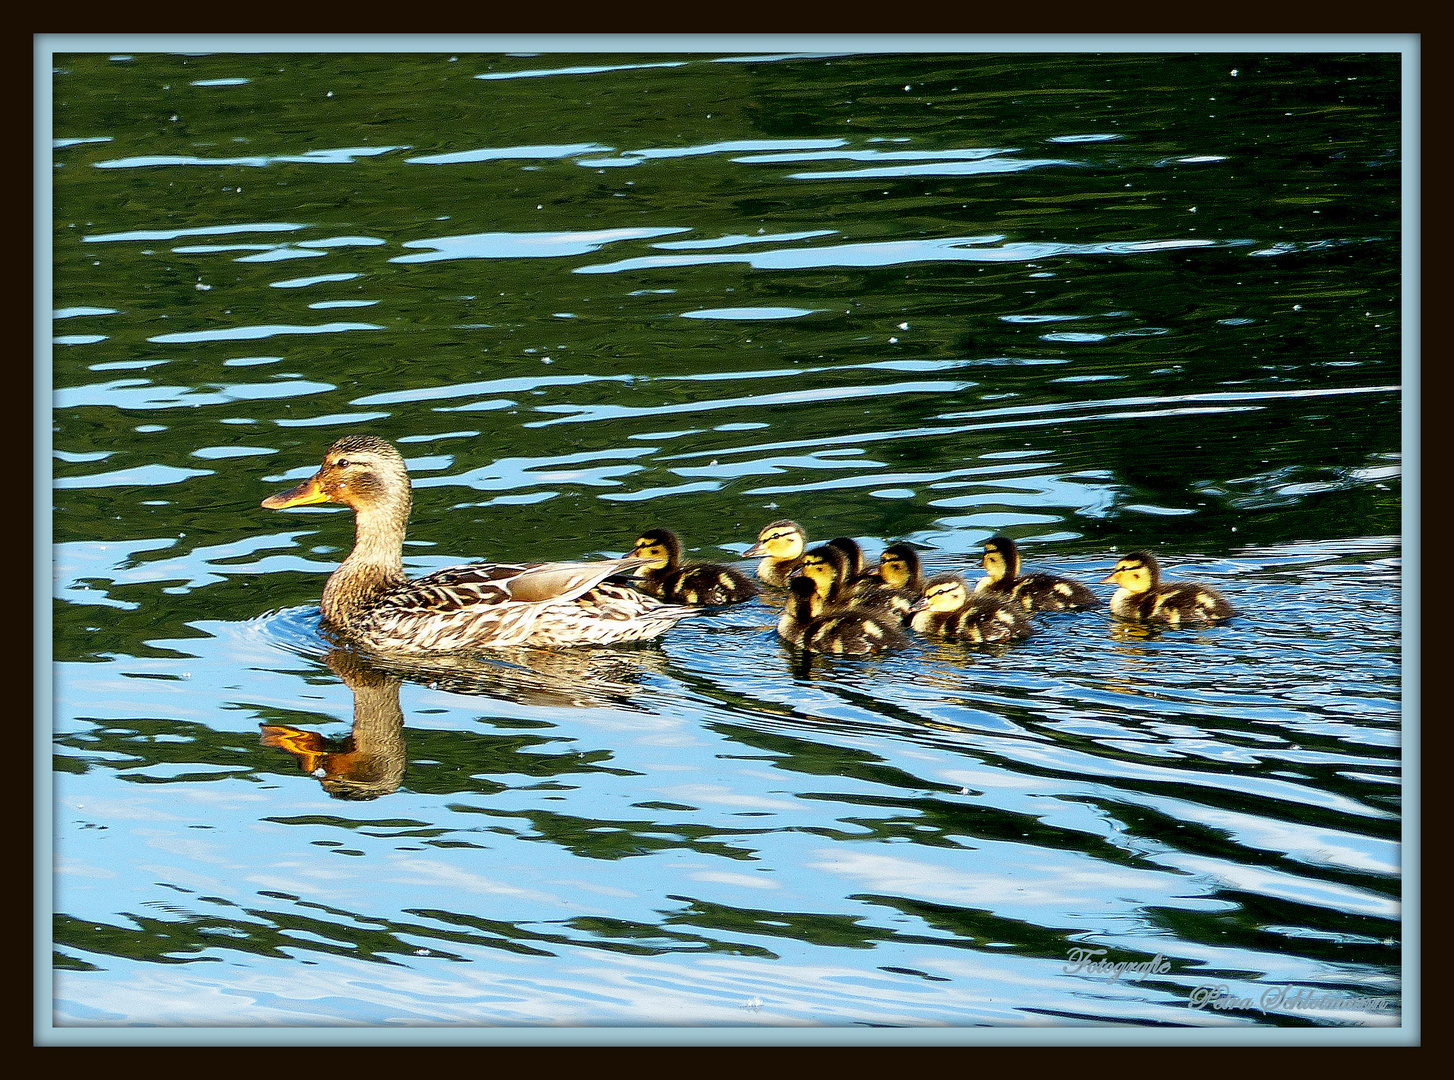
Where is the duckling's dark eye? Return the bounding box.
[336,458,351,469]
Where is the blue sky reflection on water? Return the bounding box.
[44,42,1411,1042]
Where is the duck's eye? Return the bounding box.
[336,458,351,469]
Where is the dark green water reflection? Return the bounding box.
[50,49,1403,1030]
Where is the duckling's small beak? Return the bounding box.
[909,597,929,613]
[744,540,768,557]
[262,472,330,509]
[1098,571,1119,585]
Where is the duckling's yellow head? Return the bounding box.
[916,573,970,613]
[263,435,412,518]
[799,545,846,599]
[629,528,680,573]
[1100,552,1159,594]
[746,519,806,560]
[981,536,1020,582]
[877,543,920,589]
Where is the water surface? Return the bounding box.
[47,48,1406,1038]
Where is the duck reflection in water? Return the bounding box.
[261,649,406,801]
[350,635,670,711]
[261,641,672,799]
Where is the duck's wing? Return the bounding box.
[502,557,654,603]
[385,562,528,614]
[388,557,653,614]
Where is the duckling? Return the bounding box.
[628,527,759,606]
[777,575,817,644]
[826,536,875,586]
[1100,551,1237,626]
[976,535,1100,613]
[912,572,1035,644]
[744,519,808,586]
[853,542,925,621]
[797,543,877,613]
[780,576,910,656]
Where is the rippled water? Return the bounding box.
[45,46,1410,1040]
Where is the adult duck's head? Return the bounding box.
[262,435,413,525]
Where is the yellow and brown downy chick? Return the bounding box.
[1100,551,1236,626]
[797,543,866,614]
[779,576,909,656]
[744,519,809,586]
[976,535,1100,613]
[826,536,877,586]
[628,527,758,606]
[912,572,1035,644]
[853,542,925,622]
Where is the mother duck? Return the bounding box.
[262,435,699,652]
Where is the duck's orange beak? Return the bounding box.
[262,472,330,509]
[260,725,330,773]
[1098,571,1120,585]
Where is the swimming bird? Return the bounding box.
[854,542,926,621]
[1100,551,1237,626]
[744,519,809,586]
[779,576,909,656]
[261,435,700,652]
[826,536,875,586]
[798,544,868,612]
[911,572,1035,644]
[976,535,1100,612]
[628,527,758,605]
